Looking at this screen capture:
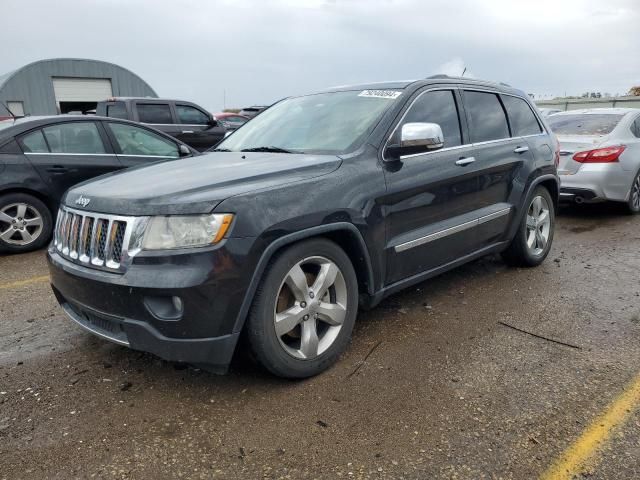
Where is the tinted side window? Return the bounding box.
[108,123,178,158]
[176,105,210,125]
[463,91,510,143]
[137,104,173,124]
[106,102,128,119]
[19,130,49,153]
[502,95,543,136]
[42,122,106,154]
[402,90,462,148]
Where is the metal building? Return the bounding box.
[0,58,157,117]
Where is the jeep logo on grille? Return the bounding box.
[75,195,91,208]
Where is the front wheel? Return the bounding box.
[502,186,555,267]
[245,238,359,378]
[0,193,52,254]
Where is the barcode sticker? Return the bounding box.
[358,90,402,99]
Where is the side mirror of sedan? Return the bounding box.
[385,122,445,160]
[179,144,191,157]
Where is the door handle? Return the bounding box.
[513,146,530,153]
[455,157,476,166]
[181,130,194,134]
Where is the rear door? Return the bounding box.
[175,103,225,151]
[18,121,121,201]
[460,90,535,247]
[104,121,182,167]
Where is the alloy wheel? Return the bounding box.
[273,256,348,360]
[631,175,640,211]
[0,203,44,246]
[525,195,551,256]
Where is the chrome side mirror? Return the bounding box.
[401,122,444,150]
[385,122,445,160]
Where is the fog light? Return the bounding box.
[143,295,184,321]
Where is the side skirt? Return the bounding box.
[365,240,510,309]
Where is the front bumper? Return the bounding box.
[559,163,630,203]
[47,238,256,372]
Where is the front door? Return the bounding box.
[175,103,226,151]
[18,121,122,202]
[104,121,182,167]
[382,88,483,285]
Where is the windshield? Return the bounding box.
[547,114,624,136]
[217,90,402,155]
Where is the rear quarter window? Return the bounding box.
[502,95,543,136]
[18,130,49,153]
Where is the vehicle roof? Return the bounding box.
[214,112,249,117]
[322,76,527,97]
[553,108,640,115]
[0,115,188,144]
[104,97,198,103]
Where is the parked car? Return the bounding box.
[0,115,196,253]
[538,108,563,117]
[239,106,267,118]
[547,108,640,212]
[97,97,226,152]
[48,77,559,378]
[213,112,249,130]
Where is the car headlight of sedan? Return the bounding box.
[142,214,234,250]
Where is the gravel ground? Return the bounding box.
[1,203,639,479]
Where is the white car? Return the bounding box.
[547,108,640,212]
[539,107,563,117]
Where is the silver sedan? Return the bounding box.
[548,108,640,213]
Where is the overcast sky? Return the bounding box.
[3,0,639,111]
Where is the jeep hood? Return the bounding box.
[63,152,342,215]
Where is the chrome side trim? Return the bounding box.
[395,219,477,253]
[61,303,130,347]
[25,153,117,156]
[477,207,511,225]
[394,208,511,252]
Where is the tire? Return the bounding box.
[246,238,359,378]
[0,193,53,254]
[626,170,640,214]
[502,186,555,267]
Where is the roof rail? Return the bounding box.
[426,74,512,88]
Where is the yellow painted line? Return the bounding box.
[0,275,49,290]
[541,373,640,480]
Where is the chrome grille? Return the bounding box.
[53,206,144,272]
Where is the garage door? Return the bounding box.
[52,77,113,103]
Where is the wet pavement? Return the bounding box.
[1,203,639,479]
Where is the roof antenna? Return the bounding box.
[461,67,467,77]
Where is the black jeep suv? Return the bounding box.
[48,77,559,378]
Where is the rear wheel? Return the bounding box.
[502,186,555,267]
[246,238,358,378]
[0,193,52,253]
[626,171,640,214]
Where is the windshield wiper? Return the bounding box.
[209,147,231,152]
[240,146,294,154]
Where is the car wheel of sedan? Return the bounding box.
[502,186,555,267]
[246,238,359,378]
[626,171,640,214]
[0,193,52,254]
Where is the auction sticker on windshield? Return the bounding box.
[358,90,402,99]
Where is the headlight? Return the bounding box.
[141,214,233,250]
